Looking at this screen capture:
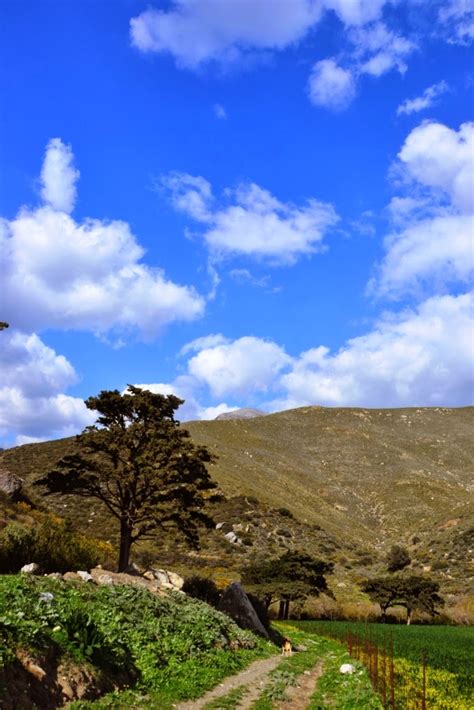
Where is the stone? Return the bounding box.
[224,531,239,544]
[340,663,355,674]
[0,468,24,498]
[215,522,225,530]
[63,572,81,582]
[146,568,184,589]
[20,563,40,575]
[77,571,94,583]
[218,583,269,638]
[167,571,184,589]
[95,573,114,586]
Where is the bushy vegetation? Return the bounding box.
[0,575,271,707]
[0,508,112,573]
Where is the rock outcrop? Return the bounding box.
[0,468,23,498]
[218,582,269,638]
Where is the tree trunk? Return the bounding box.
[284,599,290,620]
[406,608,412,625]
[278,600,285,620]
[117,518,133,572]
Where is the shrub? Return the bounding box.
[182,575,221,608]
[0,514,112,573]
[0,522,36,572]
[277,507,294,518]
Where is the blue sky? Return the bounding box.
[1,0,473,446]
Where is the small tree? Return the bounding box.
[0,322,8,331]
[386,544,411,572]
[242,550,333,620]
[35,386,220,571]
[362,574,443,624]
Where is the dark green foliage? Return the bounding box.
[0,574,262,702]
[386,544,411,572]
[182,576,221,608]
[242,550,333,618]
[362,574,444,623]
[277,507,294,519]
[34,386,220,571]
[0,322,8,331]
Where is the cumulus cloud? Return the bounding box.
[133,379,234,421]
[187,336,291,398]
[40,138,80,214]
[279,292,474,408]
[373,121,474,298]
[307,59,356,110]
[130,0,322,68]
[397,121,474,212]
[376,214,473,296]
[2,141,205,338]
[324,0,387,26]
[0,331,94,446]
[163,174,339,263]
[397,81,448,116]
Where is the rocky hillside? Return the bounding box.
[1,406,473,596]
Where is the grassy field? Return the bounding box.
[290,620,474,709]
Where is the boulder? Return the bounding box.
[224,531,239,544]
[77,570,94,583]
[63,572,81,582]
[20,563,40,575]
[145,568,184,589]
[0,468,23,498]
[218,583,269,638]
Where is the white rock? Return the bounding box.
[77,571,94,583]
[224,531,239,544]
[340,663,355,674]
[20,563,40,575]
[215,522,225,530]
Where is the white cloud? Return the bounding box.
[180,333,230,356]
[279,292,474,408]
[163,175,339,263]
[352,22,416,77]
[2,141,205,338]
[213,103,227,119]
[373,121,474,298]
[0,331,94,446]
[375,214,474,297]
[397,81,448,116]
[324,0,387,26]
[133,379,234,421]
[187,335,291,397]
[307,59,356,110]
[130,0,322,68]
[40,138,80,214]
[398,121,474,212]
[439,0,474,43]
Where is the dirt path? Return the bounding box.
[273,661,324,710]
[175,655,281,710]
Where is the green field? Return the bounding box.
[290,621,474,708]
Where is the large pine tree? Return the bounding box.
[35,386,220,571]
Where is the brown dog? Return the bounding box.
[281,637,293,656]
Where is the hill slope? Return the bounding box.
[1,406,473,594]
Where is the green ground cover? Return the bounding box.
[0,575,274,709]
[290,620,474,709]
[250,624,381,710]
